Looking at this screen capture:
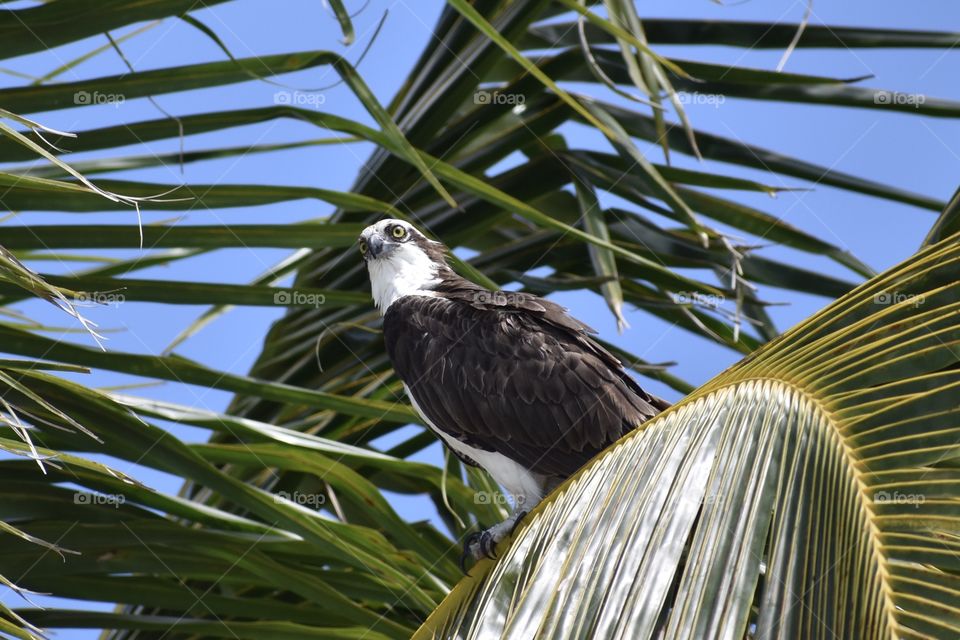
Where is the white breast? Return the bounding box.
[367,244,440,313]
[403,384,545,509]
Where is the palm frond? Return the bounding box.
[416,231,960,640]
[0,1,956,638]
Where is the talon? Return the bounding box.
[459,527,504,571]
[458,547,472,575]
[459,532,484,574]
[509,510,529,536]
[479,531,498,559]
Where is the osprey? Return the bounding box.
[359,219,669,564]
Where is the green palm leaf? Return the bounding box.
[0,1,957,638]
[415,232,960,639]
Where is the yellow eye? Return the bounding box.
[359,240,368,255]
[390,225,407,239]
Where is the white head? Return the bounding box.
[359,219,446,313]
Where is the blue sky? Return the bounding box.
[2,1,958,636]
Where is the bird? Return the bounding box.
[359,219,670,565]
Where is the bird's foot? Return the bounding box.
[459,510,530,573]
[460,529,499,568]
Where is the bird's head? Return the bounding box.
[359,219,449,313]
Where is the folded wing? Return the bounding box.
[384,289,667,478]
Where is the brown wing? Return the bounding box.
[383,289,668,479]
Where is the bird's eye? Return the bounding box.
[390,225,407,240]
[359,240,368,255]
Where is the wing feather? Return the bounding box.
[383,290,668,479]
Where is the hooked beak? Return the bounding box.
[366,234,385,259]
